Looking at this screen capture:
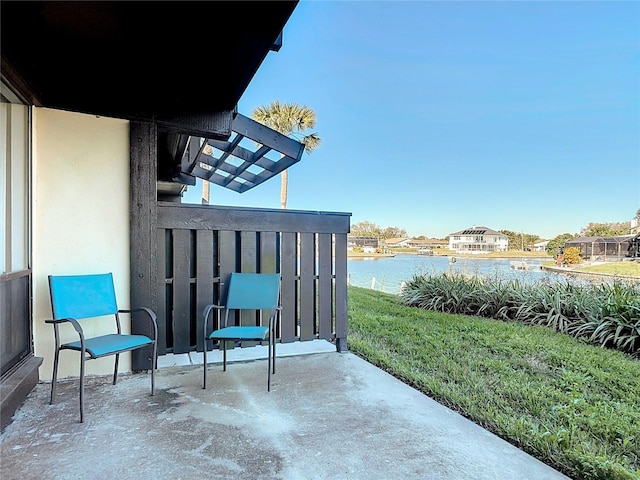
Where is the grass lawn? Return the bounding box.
[347,286,640,480]
[576,261,640,277]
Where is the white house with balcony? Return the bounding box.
[448,226,509,253]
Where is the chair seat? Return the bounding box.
[62,334,153,358]
[208,326,269,341]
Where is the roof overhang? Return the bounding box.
[2,1,303,194]
[1,1,298,126]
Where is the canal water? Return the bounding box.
[347,254,563,294]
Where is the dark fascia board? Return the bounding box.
[157,111,235,140]
[0,1,298,123]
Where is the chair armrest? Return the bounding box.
[202,304,225,320]
[45,317,86,350]
[45,318,70,324]
[202,304,225,344]
[119,307,158,341]
[45,317,83,333]
[269,306,283,331]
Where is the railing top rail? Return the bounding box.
[159,202,352,217]
[158,203,352,234]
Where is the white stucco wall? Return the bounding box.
[32,108,131,381]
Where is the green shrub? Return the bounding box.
[564,246,583,265]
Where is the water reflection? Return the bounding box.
[347,254,563,294]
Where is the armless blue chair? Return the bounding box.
[46,273,158,423]
[202,272,281,391]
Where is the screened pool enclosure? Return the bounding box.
[564,235,637,261]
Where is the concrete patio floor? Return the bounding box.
[1,341,570,480]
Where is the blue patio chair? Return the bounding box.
[46,273,158,423]
[202,272,281,391]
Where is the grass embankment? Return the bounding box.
[348,286,640,480]
[577,262,640,277]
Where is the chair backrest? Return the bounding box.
[49,273,118,320]
[225,273,280,310]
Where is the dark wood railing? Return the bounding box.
[154,203,351,356]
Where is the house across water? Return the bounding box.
[448,226,509,254]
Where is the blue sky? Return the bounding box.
[183,0,640,240]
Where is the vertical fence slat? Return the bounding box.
[240,231,257,274]
[240,231,258,346]
[218,230,236,307]
[280,232,297,342]
[260,232,278,339]
[196,229,214,352]
[156,229,167,355]
[217,230,236,351]
[172,229,191,353]
[317,233,332,340]
[299,232,315,341]
[260,232,278,275]
[334,233,348,352]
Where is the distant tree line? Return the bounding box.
[352,207,639,254]
[350,221,407,240]
[499,230,540,251]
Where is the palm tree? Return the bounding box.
[252,100,321,209]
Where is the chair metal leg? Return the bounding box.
[223,346,227,372]
[203,342,208,389]
[267,338,272,392]
[79,354,86,423]
[113,353,119,385]
[272,334,277,375]
[151,342,157,395]
[50,348,60,405]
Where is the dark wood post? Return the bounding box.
[130,121,158,371]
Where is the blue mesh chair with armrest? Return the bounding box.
[46,273,158,423]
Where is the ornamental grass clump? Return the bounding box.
[515,282,600,334]
[400,273,524,319]
[574,282,640,354]
[399,273,640,356]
